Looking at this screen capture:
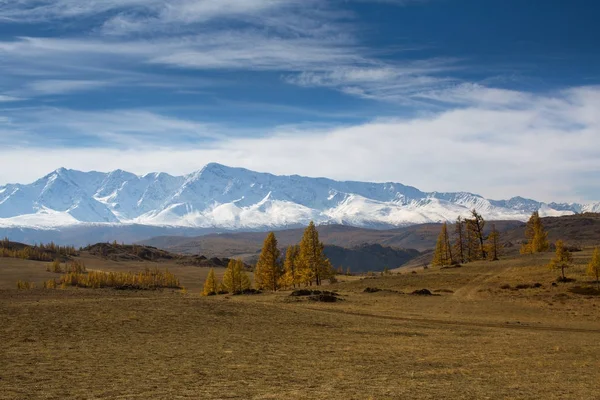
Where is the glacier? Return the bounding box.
[0,163,598,230]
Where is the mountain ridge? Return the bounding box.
[1,163,599,230]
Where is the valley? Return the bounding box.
[2,212,600,399]
[2,248,600,399]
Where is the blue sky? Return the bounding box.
[0,0,599,202]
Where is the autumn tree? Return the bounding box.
[432,222,453,266]
[549,240,573,281]
[521,211,549,254]
[297,221,333,286]
[466,210,486,260]
[202,268,218,296]
[486,223,501,261]
[465,221,475,262]
[588,247,600,289]
[222,259,251,294]
[453,216,466,264]
[279,245,300,289]
[254,232,282,291]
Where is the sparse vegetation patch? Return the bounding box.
[568,286,600,296]
[411,289,435,296]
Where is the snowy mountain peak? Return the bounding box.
[0,164,598,229]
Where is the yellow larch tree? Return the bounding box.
[587,247,600,289]
[222,259,251,294]
[254,232,282,291]
[432,222,452,267]
[549,240,573,281]
[297,221,333,286]
[202,268,219,296]
[521,211,549,254]
[453,216,466,264]
[279,245,300,289]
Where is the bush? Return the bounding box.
[308,293,339,302]
[411,289,433,296]
[500,284,511,290]
[16,281,35,290]
[233,288,262,296]
[47,259,63,273]
[290,289,313,297]
[43,279,57,289]
[515,284,532,290]
[363,287,381,293]
[556,276,576,283]
[58,268,180,290]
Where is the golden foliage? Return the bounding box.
[47,259,87,274]
[521,211,549,254]
[254,232,282,291]
[43,279,57,289]
[58,268,180,290]
[296,221,333,286]
[548,240,573,280]
[1,237,77,261]
[222,259,251,294]
[279,245,300,289]
[16,280,35,290]
[202,268,219,296]
[432,222,453,266]
[587,247,600,286]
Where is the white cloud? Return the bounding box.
[0,0,296,24]
[0,108,223,147]
[0,95,22,102]
[26,79,110,95]
[0,0,460,104]
[1,87,599,202]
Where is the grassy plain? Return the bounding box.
[1,250,600,399]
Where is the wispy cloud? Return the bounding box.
[0,108,224,148]
[0,0,464,104]
[26,79,110,95]
[0,95,23,102]
[1,87,599,202]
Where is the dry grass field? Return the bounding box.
[1,250,600,399]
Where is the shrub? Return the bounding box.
[515,284,532,290]
[556,276,576,283]
[16,280,35,290]
[47,259,63,273]
[58,268,180,290]
[308,293,339,302]
[411,289,433,296]
[43,279,57,289]
[65,260,86,273]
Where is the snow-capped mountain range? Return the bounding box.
[1,163,598,230]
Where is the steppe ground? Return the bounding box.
[1,250,600,399]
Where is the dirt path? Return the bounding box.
[302,306,600,334]
[451,266,514,300]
